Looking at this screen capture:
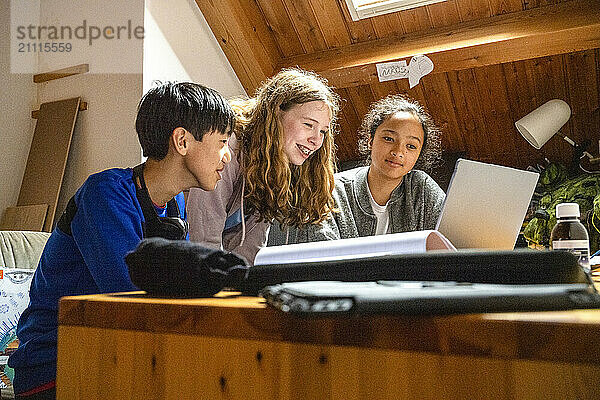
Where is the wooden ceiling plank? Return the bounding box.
[370,81,403,100]
[501,60,544,164]
[371,12,406,39]
[455,0,493,22]
[426,0,462,27]
[281,0,328,53]
[487,0,524,15]
[524,0,571,10]
[309,0,352,48]
[256,0,304,58]
[399,5,433,33]
[335,0,376,44]
[194,0,278,93]
[278,0,600,89]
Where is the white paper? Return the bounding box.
[255,230,456,266]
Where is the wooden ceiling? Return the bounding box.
[195,0,600,170]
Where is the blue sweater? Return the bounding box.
[8,168,186,394]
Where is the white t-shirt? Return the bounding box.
[367,185,389,235]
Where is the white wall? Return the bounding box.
[0,0,37,218]
[143,0,245,97]
[35,0,144,223]
[1,0,244,221]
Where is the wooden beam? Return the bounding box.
[33,64,89,83]
[279,0,600,88]
[194,0,280,94]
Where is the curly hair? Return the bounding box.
[357,94,441,171]
[232,68,341,227]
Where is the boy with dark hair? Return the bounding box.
[9,82,235,399]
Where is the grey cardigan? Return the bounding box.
[284,166,445,243]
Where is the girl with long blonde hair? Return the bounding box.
[187,68,340,263]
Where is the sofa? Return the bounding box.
[0,230,50,399]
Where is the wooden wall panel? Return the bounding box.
[473,64,523,166]
[446,69,489,158]
[565,50,599,151]
[419,74,465,153]
[335,88,362,163]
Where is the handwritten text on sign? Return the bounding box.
[376,55,434,88]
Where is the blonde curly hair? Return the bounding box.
[232,68,340,227]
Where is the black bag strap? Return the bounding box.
[132,164,180,221]
[57,164,181,237]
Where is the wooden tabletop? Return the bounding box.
[59,291,600,365]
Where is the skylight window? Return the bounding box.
[345,0,447,21]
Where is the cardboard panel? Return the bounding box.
[0,204,48,231]
[17,97,80,232]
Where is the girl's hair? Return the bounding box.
[233,68,341,227]
[357,94,442,171]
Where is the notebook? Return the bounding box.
[241,250,588,295]
[261,280,600,315]
[435,158,539,250]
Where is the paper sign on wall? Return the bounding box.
[376,55,434,88]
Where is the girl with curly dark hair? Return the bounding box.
[290,94,445,242]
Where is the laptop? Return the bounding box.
[435,159,539,250]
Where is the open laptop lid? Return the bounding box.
[435,159,539,250]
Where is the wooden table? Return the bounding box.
[57,291,600,400]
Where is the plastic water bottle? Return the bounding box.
[550,203,590,273]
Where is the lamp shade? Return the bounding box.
[515,99,571,149]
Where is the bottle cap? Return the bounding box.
[556,202,580,218]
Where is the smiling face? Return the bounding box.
[368,111,424,186]
[279,100,332,166]
[185,130,232,190]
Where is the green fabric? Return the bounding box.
[523,164,600,252]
